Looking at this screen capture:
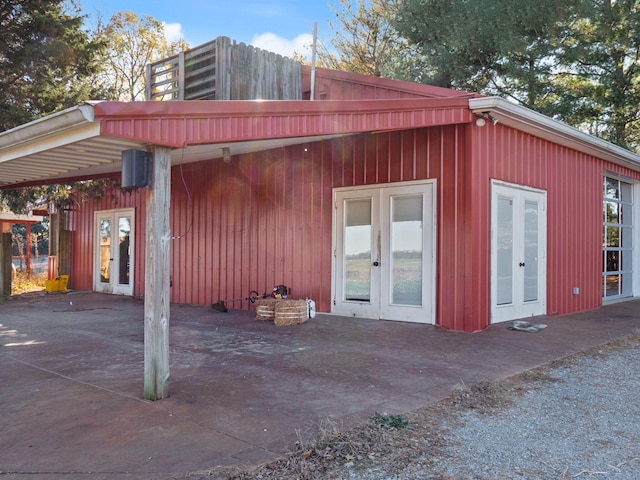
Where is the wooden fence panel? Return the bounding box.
[147,36,301,101]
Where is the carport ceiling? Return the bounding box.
[0,103,344,188]
[0,132,342,187]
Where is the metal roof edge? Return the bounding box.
[303,65,480,99]
[0,103,98,153]
[94,98,473,147]
[93,97,472,120]
[469,97,640,170]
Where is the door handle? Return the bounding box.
[373,261,379,267]
[519,262,525,267]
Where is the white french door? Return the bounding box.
[94,209,134,295]
[491,181,546,323]
[333,181,436,323]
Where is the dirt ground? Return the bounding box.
[196,332,640,480]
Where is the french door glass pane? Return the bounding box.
[605,226,619,247]
[621,182,632,202]
[344,199,372,301]
[621,226,632,247]
[605,250,619,272]
[496,196,513,305]
[118,217,131,286]
[605,275,620,297]
[620,203,632,226]
[391,195,423,306]
[523,200,539,302]
[604,178,619,199]
[622,273,633,296]
[99,219,111,283]
[604,201,618,223]
[622,250,633,272]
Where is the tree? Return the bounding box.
[321,0,429,81]
[393,0,574,107]
[393,0,640,150]
[0,179,118,214]
[552,0,640,149]
[93,10,188,101]
[0,0,105,132]
[0,1,111,213]
[1,8,188,212]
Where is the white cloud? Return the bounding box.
[163,21,185,43]
[250,32,315,60]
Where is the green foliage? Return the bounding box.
[0,2,111,235]
[12,220,48,256]
[322,0,430,81]
[391,0,640,151]
[0,6,182,209]
[0,0,107,132]
[553,0,640,149]
[370,412,409,429]
[394,0,571,103]
[0,178,117,214]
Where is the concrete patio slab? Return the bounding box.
[1,292,639,479]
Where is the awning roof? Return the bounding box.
[0,97,471,189]
[1,96,639,189]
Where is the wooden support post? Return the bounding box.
[144,146,172,400]
[0,232,12,301]
[25,223,31,278]
[57,212,71,276]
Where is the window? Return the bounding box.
[603,176,633,299]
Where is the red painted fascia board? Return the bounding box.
[94,98,473,147]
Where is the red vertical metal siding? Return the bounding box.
[68,120,640,332]
[164,126,464,315]
[165,145,332,308]
[466,123,640,330]
[70,127,462,318]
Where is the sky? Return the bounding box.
[77,0,337,60]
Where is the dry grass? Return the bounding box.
[11,270,47,295]
[196,415,443,479]
[190,331,640,480]
[450,379,513,412]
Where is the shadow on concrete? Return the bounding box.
[1,292,638,478]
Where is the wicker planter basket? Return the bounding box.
[255,298,278,321]
[274,299,308,326]
[255,298,308,325]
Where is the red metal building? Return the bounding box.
[2,67,640,332]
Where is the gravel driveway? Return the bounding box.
[424,341,640,479]
[224,334,640,480]
[342,336,640,480]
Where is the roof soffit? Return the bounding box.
[0,103,147,187]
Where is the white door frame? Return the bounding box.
[94,208,135,296]
[633,181,640,297]
[332,180,436,323]
[491,180,547,323]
